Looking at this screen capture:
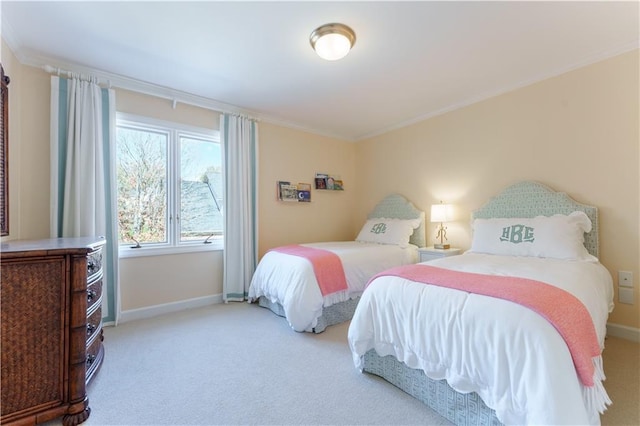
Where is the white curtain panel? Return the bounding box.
[50,75,120,324]
[221,113,258,301]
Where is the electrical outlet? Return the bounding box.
[619,287,634,304]
[618,271,633,288]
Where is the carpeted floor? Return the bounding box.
[44,302,639,425]
[600,332,640,425]
[83,302,451,425]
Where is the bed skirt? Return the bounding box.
[257,296,359,333]
[362,350,502,426]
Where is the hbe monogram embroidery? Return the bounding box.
[500,224,534,243]
[370,223,387,234]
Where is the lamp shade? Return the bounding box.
[310,23,356,61]
[430,203,452,223]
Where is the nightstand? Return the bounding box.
[418,246,462,262]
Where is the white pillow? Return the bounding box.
[356,217,421,248]
[468,211,596,261]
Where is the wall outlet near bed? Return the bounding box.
[618,271,633,288]
[618,288,634,305]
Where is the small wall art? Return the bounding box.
[297,183,311,202]
[314,172,343,191]
[277,181,312,202]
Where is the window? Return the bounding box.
[116,113,222,255]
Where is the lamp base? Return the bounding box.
[434,243,450,250]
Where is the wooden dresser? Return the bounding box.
[1,237,106,426]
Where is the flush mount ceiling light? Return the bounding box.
[309,23,356,61]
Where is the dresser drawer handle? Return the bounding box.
[87,323,96,336]
[87,289,97,303]
[86,354,96,368]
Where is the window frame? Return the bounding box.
[116,112,223,258]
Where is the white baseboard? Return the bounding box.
[118,294,223,324]
[114,301,640,343]
[606,322,640,342]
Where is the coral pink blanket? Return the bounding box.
[271,245,348,297]
[369,264,600,386]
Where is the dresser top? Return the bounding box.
[1,237,106,257]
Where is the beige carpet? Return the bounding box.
[44,302,639,425]
[601,333,640,425]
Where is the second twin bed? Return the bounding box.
[248,180,615,425]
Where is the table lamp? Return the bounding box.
[431,202,452,249]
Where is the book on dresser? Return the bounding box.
[1,237,106,426]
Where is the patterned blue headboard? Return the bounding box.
[367,193,426,248]
[472,181,599,258]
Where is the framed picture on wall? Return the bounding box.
[277,181,298,202]
[297,183,311,202]
[314,173,327,189]
[315,172,343,191]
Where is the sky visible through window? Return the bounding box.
[116,121,222,246]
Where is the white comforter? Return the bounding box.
[248,241,418,332]
[348,253,614,425]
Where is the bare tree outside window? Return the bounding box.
[116,116,222,250]
[117,126,168,245]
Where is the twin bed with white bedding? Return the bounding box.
[348,181,614,425]
[249,193,425,333]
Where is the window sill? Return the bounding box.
[119,242,223,258]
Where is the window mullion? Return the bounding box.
[116,112,223,253]
[169,129,180,246]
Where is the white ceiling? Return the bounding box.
[2,1,638,141]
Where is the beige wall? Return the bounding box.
[114,90,224,311]
[1,41,20,241]
[1,41,355,312]
[115,92,358,310]
[116,93,358,310]
[355,50,640,329]
[116,89,217,128]
[4,37,638,330]
[1,41,51,241]
[119,251,222,311]
[257,122,358,256]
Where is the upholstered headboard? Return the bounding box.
[367,193,426,248]
[472,181,599,258]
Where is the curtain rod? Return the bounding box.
[43,65,112,88]
[41,64,259,118]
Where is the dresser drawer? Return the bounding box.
[87,278,103,314]
[86,332,104,382]
[86,306,102,347]
[0,237,106,425]
[87,248,103,283]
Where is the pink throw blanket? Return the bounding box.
[368,264,600,387]
[271,245,348,297]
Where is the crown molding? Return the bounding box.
[358,41,640,141]
[2,14,350,141]
[14,50,355,142]
[3,9,637,145]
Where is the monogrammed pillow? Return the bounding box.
[468,211,595,261]
[356,218,421,248]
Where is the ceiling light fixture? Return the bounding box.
[309,23,356,61]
